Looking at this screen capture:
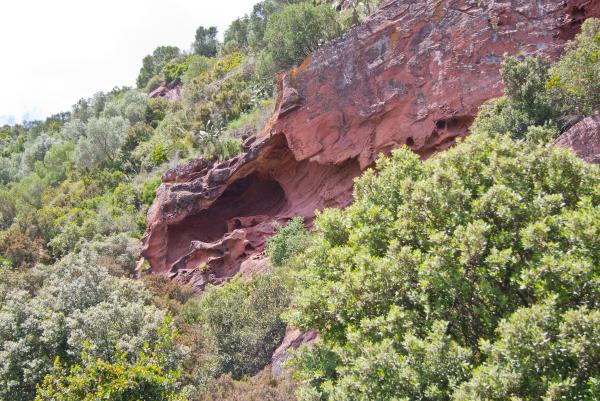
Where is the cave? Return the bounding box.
[166,172,287,265]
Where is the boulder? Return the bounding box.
[556,114,600,164]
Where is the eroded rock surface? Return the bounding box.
[141,0,600,289]
[271,328,319,379]
[148,82,182,101]
[556,114,600,163]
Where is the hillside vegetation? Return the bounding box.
[0,1,598,400]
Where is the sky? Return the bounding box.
[0,0,257,125]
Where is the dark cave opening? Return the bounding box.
[166,173,287,264]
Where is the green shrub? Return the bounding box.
[35,321,186,401]
[201,136,242,161]
[182,55,214,84]
[163,56,192,84]
[471,56,559,140]
[145,74,164,93]
[150,144,169,166]
[473,18,600,142]
[0,249,177,401]
[142,176,162,206]
[261,2,342,75]
[183,272,290,379]
[547,18,600,115]
[286,133,599,400]
[266,217,310,267]
[137,46,182,89]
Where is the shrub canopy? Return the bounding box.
[286,133,600,400]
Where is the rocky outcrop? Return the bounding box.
[556,114,600,163]
[142,134,359,288]
[141,0,600,289]
[148,82,182,101]
[271,328,319,379]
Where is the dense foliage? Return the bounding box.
[258,2,342,75]
[0,1,373,398]
[137,46,183,89]
[183,272,290,380]
[35,322,185,401]
[0,243,178,401]
[286,132,599,401]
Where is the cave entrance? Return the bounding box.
[166,173,287,265]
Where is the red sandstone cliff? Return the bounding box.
[141,0,600,290]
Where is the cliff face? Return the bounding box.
[141,0,599,289]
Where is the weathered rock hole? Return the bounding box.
[166,173,286,265]
[406,137,415,146]
[437,116,474,133]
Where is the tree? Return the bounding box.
[286,132,599,400]
[223,18,249,54]
[471,56,559,141]
[137,46,182,89]
[192,26,218,57]
[101,89,148,125]
[75,116,129,169]
[260,2,341,74]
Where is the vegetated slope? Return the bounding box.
[1,0,599,399]
[0,1,382,399]
[142,0,600,290]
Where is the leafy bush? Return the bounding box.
[453,301,600,400]
[142,176,162,206]
[226,98,274,136]
[137,46,182,89]
[35,321,187,401]
[266,217,310,267]
[102,89,148,124]
[260,2,342,75]
[150,144,169,166]
[145,74,164,93]
[181,55,214,84]
[471,56,558,140]
[183,272,290,379]
[286,133,599,400]
[163,56,193,84]
[0,249,178,401]
[547,18,600,115]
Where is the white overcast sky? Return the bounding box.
[0,0,256,125]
